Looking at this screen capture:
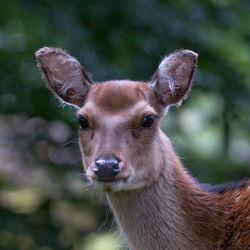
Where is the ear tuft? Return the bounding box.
[150,49,198,112]
[35,47,94,107]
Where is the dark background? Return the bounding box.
[0,1,249,249]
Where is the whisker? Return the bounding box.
[61,138,77,147]
[61,133,79,147]
[75,171,87,180]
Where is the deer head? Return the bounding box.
[35,47,197,191]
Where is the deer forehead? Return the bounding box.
[87,80,151,111]
[78,80,156,117]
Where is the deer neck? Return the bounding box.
[107,131,228,250]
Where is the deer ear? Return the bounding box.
[149,50,198,112]
[35,47,94,107]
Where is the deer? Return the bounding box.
[35,47,250,250]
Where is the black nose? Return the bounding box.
[94,156,120,181]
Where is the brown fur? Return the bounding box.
[88,81,148,113]
[35,47,250,250]
[107,134,250,249]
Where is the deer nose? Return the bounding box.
[94,156,120,181]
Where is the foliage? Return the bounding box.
[0,0,249,249]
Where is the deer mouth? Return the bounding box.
[93,178,128,192]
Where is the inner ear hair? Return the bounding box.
[35,47,94,107]
[150,49,198,110]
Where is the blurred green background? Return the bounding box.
[0,0,249,249]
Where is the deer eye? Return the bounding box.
[79,116,89,130]
[140,115,156,128]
